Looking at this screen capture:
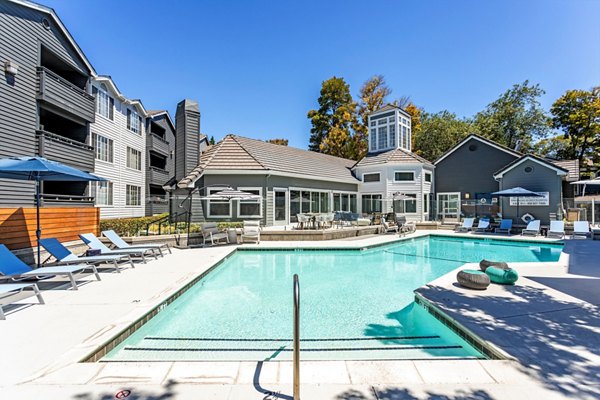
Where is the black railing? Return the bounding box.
[36,66,94,100]
[36,130,94,151]
[150,133,169,145]
[40,193,94,204]
[144,211,190,236]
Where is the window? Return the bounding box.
[394,171,414,181]
[402,126,407,148]
[127,147,141,170]
[370,129,377,151]
[93,133,113,163]
[378,119,386,125]
[425,172,432,182]
[94,84,113,120]
[361,194,382,213]
[389,116,395,123]
[389,124,396,148]
[378,126,387,149]
[238,188,262,217]
[127,109,141,134]
[395,194,417,213]
[92,181,113,206]
[370,120,376,127]
[333,192,357,212]
[363,173,380,183]
[208,188,231,217]
[423,194,429,213]
[126,185,141,206]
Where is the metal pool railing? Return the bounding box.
[293,273,300,400]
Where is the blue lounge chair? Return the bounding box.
[0,244,100,290]
[102,230,171,256]
[0,283,45,320]
[40,238,133,272]
[473,218,490,233]
[455,218,475,233]
[79,233,158,263]
[495,219,513,235]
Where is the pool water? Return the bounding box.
[103,236,562,362]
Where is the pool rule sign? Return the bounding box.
[510,192,549,206]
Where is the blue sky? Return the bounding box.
[45,0,599,148]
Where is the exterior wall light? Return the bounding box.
[4,60,18,75]
[464,193,470,199]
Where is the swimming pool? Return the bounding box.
[101,236,562,362]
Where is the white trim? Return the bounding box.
[360,192,384,214]
[272,188,289,226]
[493,156,569,179]
[393,170,415,182]
[201,169,360,185]
[237,187,263,218]
[206,188,232,219]
[362,172,381,183]
[393,193,418,214]
[94,76,148,116]
[434,135,520,165]
[436,192,461,218]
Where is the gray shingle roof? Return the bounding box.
[178,135,358,188]
[549,159,580,181]
[354,148,433,167]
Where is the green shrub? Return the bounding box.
[100,213,168,236]
[216,222,243,230]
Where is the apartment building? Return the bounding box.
[145,110,176,216]
[89,76,147,219]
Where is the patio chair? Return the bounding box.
[381,220,399,234]
[102,230,171,256]
[473,218,490,233]
[494,219,513,235]
[79,233,159,263]
[0,244,100,290]
[521,220,541,236]
[547,221,565,239]
[572,221,591,239]
[241,220,261,244]
[0,283,45,320]
[39,238,133,272]
[454,218,475,233]
[201,222,229,246]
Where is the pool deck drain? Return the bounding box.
[0,231,598,399]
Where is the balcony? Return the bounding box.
[36,130,95,171]
[147,166,170,186]
[36,67,96,123]
[146,194,169,216]
[148,133,170,156]
[40,193,95,207]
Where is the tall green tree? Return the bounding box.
[209,136,216,145]
[353,75,392,159]
[307,77,356,155]
[413,110,473,161]
[550,87,600,165]
[266,138,289,146]
[532,135,571,159]
[474,81,550,151]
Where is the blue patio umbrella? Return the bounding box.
[0,156,106,267]
[492,187,542,223]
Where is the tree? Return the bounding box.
[209,136,215,145]
[307,77,357,156]
[353,75,392,159]
[533,135,571,159]
[550,87,600,165]
[413,110,473,161]
[404,103,422,149]
[266,138,289,146]
[473,81,550,151]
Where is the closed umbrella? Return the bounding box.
[0,156,106,267]
[492,187,542,223]
[197,188,261,201]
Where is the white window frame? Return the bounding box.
[93,133,113,163]
[332,191,358,212]
[93,181,113,206]
[437,192,461,218]
[395,193,418,214]
[128,109,141,134]
[362,173,381,183]
[394,170,415,182]
[125,184,141,206]
[237,187,262,218]
[96,86,112,120]
[424,172,432,183]
[207,188,232,218]
[361,193,383,214]
[126,147,142,170]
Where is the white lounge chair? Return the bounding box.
[495,219,513,235]
[0,244,100,290]
[102,230,171,256]
[547,221,565,239]
[241,220,261,244]
[572,221,590,239]
[473,218,490,233]
[0,283,45,320]
[455,218,474,233]
[521,220,541,236]
[382,220,399,234]
[40,238,133,272]
[201,223,229,246]
[80,233,159,263]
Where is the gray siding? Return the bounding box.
[498,159,563,225]
[145,114,175,216]
[435,138,518,198]
[0,0,92,206]
[175,99,200,181]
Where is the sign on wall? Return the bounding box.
[509,192,549,206]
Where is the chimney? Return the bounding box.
[175,99,201,181]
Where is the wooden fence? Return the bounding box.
[0,207,99,250]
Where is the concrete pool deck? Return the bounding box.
[0,231,598,399]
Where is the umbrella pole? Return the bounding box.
[35,178,41,269]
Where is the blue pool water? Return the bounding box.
[103,236,562,361]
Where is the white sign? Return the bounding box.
[509,192,549,206]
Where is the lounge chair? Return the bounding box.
[40,238,133,272]
[473,218,490,233]
[572,221,591,239]
[80,233,159,263]
[547,221,565,239]
[0,283,45,320]
[0,244,100,290]
[494,219,513,235]
[521,220,541,236]
[454,218,474,233]
[241,220,261,244]
[201,223,229,246]
[382,220,399,234]
[102,230,171,256]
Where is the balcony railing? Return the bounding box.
[36,130,95,171]
[40,193,95,207]
[36,67,96,123]
[147,166,170,185]
[149,133,170,156]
